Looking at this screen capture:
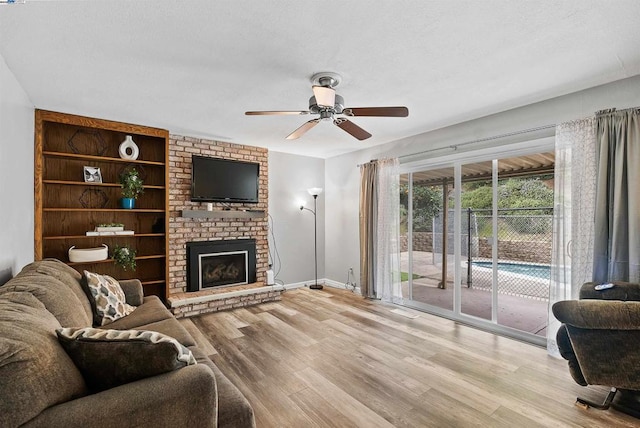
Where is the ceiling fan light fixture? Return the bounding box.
[312,85,335,108]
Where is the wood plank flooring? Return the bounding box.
[180,287,639,427]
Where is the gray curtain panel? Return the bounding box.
[359,161,378,298]
[593,107,640,283]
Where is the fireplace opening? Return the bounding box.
[187,239,256,292]
[200,250,248,288]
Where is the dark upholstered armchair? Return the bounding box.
[552,281,640,418]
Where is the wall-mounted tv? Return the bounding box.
[191,155,260,203]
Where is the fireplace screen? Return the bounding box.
[199,250,248,289]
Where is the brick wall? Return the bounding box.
[168,135,269,298]
[478,238,551,264]
[400,232,433,252]
[401,233,551,264]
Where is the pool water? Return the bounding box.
[471,261,551,280]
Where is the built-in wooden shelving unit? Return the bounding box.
[34,110,170,301]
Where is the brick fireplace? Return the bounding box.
[167,135,280,318]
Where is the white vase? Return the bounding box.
[119,135,139,160]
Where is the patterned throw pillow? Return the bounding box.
[83,270,135,326]
[57,327,196,392]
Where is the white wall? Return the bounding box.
[325,74,640,285]
[268,151,324,285]
[0,53,34,284]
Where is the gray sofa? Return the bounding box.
[0,259,255,428]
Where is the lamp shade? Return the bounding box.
[312,86,335,108]
[307,187,323,196]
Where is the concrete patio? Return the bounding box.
[401,251,549,337]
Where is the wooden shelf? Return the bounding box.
[181,209,266,219]
[35,110,170,301]
[66,254,166,267]
[43,179,165,190]
[44,208,165,213]
[142,279,166,286]
[43,233,165,240]
[43,150,164,166]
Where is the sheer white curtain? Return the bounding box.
[547,117,596,357]
[375,158,402,303]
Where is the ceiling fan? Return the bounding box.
[245,72,409,141]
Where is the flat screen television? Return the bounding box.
[191,155,259,203]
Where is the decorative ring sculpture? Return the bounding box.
[119,135,139,160]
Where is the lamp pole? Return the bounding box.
[310,193,321,289]
[301,187,323,290]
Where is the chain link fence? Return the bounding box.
[469,207,552,300]
[429,207,553,300]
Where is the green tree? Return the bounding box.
[461,178,553,210]
[400,183,442,232]
[460,184,492,209]
[461,177,553,234]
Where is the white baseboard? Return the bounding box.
[323,278,360,294]
[278,281,306,290]
[278,278,360,294]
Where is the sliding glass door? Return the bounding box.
[399,143,555,344]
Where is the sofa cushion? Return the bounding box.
[132,317,197,347]
[83,271,136,326]
[0,292,88,427]
[117,278,144,306]
[0,267,92,327]
[20,259,93,321]
[105,295,173,329]
[57,327,197,392]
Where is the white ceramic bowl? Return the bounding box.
[68,244,109,263]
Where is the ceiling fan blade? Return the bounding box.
[312,85,335,108]
[333,118,372,141]
[245,110,309,116]
[286,118,321,140]
[342,106,409,117]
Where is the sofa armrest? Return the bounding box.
[555,324,587,386]
[23,364,217,428]
[118,279,144,306]
[579,281,640,301]
[552,299,640,330]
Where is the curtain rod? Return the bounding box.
[397,124,556,161]
[356,124,556,168]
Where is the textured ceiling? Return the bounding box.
[1,1,639,158]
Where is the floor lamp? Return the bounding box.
[300,187,323,289]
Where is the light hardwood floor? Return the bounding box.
[180,287,638,427]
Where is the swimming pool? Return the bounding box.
[471,261,551,280]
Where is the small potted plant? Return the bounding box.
[112,245,136,271]
[119,168,144,209]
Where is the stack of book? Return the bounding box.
[86,226,134,236]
